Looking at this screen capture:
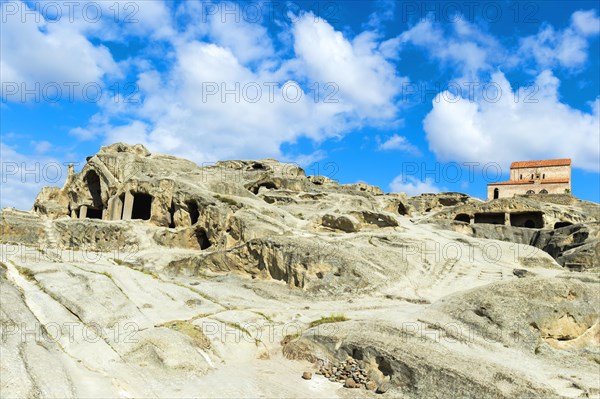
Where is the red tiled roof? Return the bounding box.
[488,179,570,186]
[510,159,571,169]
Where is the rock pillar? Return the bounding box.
[122,192,134,220]
[109,196,124,220]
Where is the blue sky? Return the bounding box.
[1,0,599,209]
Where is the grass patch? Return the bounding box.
[163,320,211,349]
[254,311,274,322]
[308,314,349,328]
[16,266,36,282]
[224,321,251,336]
[173,281,226,307]
[214,194,239,207]
[112,258,159,279]
[112,258,133,267]
[100,271,113,279]
[223,321,262,346]
[134,268,159,279]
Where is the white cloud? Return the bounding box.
[78,11,406,163]
[0,1,120,100]
[108,1,174,39]
[423,70,600,172]
[518,10,600,70]
[292,14,405,117]
[389,175,444,196]
[386,9,599,76]
[0,0,178,102]
[206,11,275,64]
[378,134,420,154]
[32,141,52,154]
[47,1,175,41]
[0,142,68,210]
[366,0,396,29]
[394,18,504,76]
[571,10,600,36]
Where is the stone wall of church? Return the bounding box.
[509,165,571,181]
[487,181,571,199]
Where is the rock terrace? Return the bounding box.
[1,143,599,398]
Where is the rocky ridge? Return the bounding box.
[1,143,599,398]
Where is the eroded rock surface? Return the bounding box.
[1,143,599,398]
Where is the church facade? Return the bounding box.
[487,159,572,199]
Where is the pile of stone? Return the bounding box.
[313,357,387,393]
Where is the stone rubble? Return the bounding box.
[301,371,312,380]
[312,356,384,392]
[2,143,599,399]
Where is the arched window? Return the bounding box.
[539,189,548,194]
[525,190,534,195]
[493,188,499,199]
[520,174,523,180]
[531,174,534,179]
[542,173,545,179]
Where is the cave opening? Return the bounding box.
[454,213,471,223]
[554,221,573,229]
[131,193,152,220]
[86,208,103,219]
[398,202,408,216]
[474,213,505,225]
[524,220,535,228]
[251,182,277,194]
[169,200,176,228]
[187,201,199,225]
[196,229,212,250]
[85,170,103,209]
[510,212,544,228]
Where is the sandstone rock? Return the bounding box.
[344,378,358,388]
[513,269,535,278]
[33,187,70,218]
[302,371,312,380]
[2,143,599,399]
[321,214,360,233]
[376,382,390,394]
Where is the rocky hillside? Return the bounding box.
[1,143,599,398]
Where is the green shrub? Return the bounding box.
[308,314,349,328]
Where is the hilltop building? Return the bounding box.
[487,159,571,199]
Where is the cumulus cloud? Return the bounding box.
[389,175,444,196]
[387,18,504,76]
[0,1,120,100]
[378,134,420,154]
[518,10,600,70]
[0,0,178,102]
[205,11,275,64]
[571,9,600,36]
[81,11,406,163]
[423,70,600,172]
[383,9,599,76]
[0,142,68,209]
[292,15,406,117]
